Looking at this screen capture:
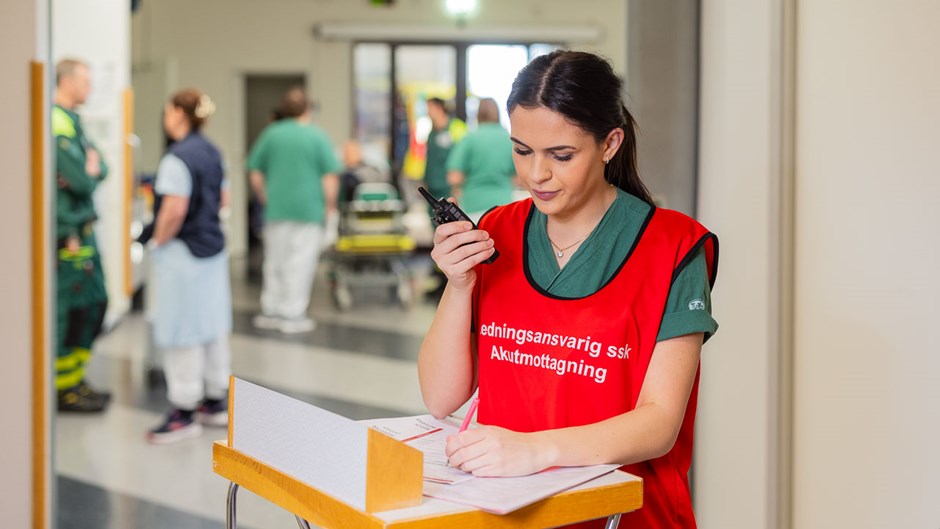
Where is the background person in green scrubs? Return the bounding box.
[445,98,517,221]
[423,97,466,299]
[423,97,466,202]
[247,87,341,333]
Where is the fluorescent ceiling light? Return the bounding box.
[445,0,478,17]
[314,23,602,43]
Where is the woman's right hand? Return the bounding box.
[430,220,496,291]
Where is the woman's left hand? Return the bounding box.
[445,425,554,477]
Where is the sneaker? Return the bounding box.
[252,313,282,330]
[76,379,111,402]
[195,398,228,427]
[146,409,203,444]
[278,317,316,334]
[57,386,107,413]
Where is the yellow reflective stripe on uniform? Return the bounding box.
[52,106,77,138]
[56,352,81,371]
[58,246,96,263]
[449,119,468,143]
[73,347,92,365]
[55,369,85,391]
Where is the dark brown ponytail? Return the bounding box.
[507,51,653,204]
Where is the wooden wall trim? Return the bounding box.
[30,59,48,529]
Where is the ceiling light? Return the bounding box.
[445,0,478,18]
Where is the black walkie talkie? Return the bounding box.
[418,186,499,264]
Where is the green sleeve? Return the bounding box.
[246,128,269,172]
[93,143,109,182]
[658,247,718,342]
[55,136,97,197]
[445,137,468,172]
[316,132,342,174]
[83,133,109,183]
[55,189,95,239]
[55,191,79,238]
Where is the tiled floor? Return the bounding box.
[56,251,442,529]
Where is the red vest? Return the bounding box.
[475,199,718,529]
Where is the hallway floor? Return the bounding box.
[56,252,441,529]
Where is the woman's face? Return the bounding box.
[509,106,621,220]
[163,103,183,137]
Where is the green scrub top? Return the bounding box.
[446,123,515,214]
[424,118,466,198]
[247,119,342,224]
[527,188,718,342]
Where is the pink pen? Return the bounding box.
[458,397,480,432]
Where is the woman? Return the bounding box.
[445,97,516,223]
[146,88,232,444]
[418,51,718,528]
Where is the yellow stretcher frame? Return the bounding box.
[335,234,416,254]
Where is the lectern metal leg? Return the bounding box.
[604,513,622,529]
[226,482,239,529]
[294,515,312,529]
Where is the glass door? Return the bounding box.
[465,44,529,130]
[392,45,458,204]
[351,42,559,205]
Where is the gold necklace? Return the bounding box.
[548,186,615,258]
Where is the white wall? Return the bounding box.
[792,1,940,527]
[0,0,48,525]
[626,0,700,215]
[53,0,132,321]
[131,0,627,257]
[698,0,940,527]
[696,0,781,527]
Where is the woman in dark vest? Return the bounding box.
[418,51,719,528]
[146,88,232,444]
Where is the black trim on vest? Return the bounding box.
[670,232,720,290]
[521,202,657,301]
[477,204,500,225]
[709,235,720,289]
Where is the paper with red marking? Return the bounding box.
[362,414,620,513]
[362,415,475,485]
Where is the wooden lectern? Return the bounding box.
[213,378,643,529]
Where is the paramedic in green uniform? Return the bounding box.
[53,58,110,412]
[445,98,516,222]
[423,97,466,200]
